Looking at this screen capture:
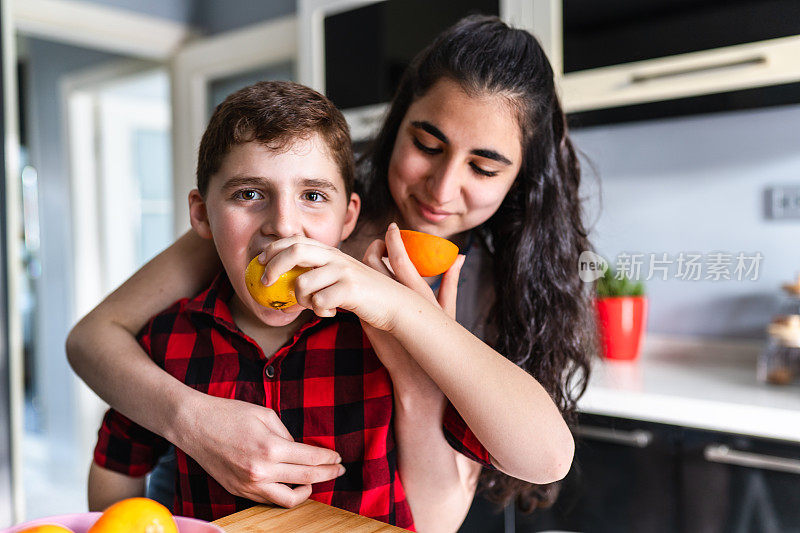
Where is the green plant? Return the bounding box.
[596,267,645,298]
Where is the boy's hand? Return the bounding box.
[176,395,344,508]
[259,235,408,331]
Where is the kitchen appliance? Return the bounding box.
[299,0,505,140]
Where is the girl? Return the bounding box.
[67,15,595,532]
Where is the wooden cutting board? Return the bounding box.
[212,500,407,532]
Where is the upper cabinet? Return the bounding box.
[299,0,800,137]
[535,0,800,125]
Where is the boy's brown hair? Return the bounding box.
[196,81,354,197]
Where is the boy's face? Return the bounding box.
[189,135,360,327]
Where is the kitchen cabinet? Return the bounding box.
[301,1,800,134]
[515,414,681,533]
[529,0,800,126]
[680,429,800,532]
[459,414,800,532]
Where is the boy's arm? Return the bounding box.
[394,392,482,533]
[88,461,146,511]
[361,255,481,532]
[90,407,165,511]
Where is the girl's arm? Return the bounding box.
[263,231,572,524]
[379,224,575,484]
[360,260,481,533]
[67,231,345,507]
[67,230,219,436]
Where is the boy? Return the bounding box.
[89,81,490,527]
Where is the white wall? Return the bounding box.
[575,103,800,338]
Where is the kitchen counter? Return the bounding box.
[578,335,800,442]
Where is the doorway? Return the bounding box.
[7,2,298,523]
[18,40,173,520]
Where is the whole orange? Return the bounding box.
[88,497,177,533]
[18,526,74,533]
[399,230,459,277]
[245,256,310,310]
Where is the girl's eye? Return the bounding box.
[413,137,442,155]
[303,191,327,202]
[235,189,263,201]
[469,162,499,178]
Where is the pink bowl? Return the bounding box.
[2,512,224,533]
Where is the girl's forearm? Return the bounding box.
[67,317,202,444]
[363,324,479,531]
[393,387,479,533]
[66,230,220,442]
[389,291,574,484]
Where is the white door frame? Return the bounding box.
[2,0,24,524]
[7,1,190,523]
[170,16,297,235]
[62,59,169,319]
[61,59,171,478]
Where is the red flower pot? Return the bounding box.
[595,296,648,360]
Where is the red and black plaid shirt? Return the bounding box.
[94,273,491,528]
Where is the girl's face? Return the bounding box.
[388,78,523,240]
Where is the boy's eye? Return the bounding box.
[469,162,499,177]
[302,191,327,202]
[412,137,442,155]
[234,189,264,201]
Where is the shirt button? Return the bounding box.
[265,365,275,379]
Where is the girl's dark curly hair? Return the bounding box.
[357,15,596,511]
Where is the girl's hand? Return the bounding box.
[363,222,465,319]
[258,235,407,331]
[175,395,344,508]
[360,223,465,395]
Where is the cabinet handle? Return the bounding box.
[704,444,800,475]
[575,425,653,448]
[631,55,767,84]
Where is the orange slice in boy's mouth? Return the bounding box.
[245,256,310,310]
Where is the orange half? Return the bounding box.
[399,229,459,277]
